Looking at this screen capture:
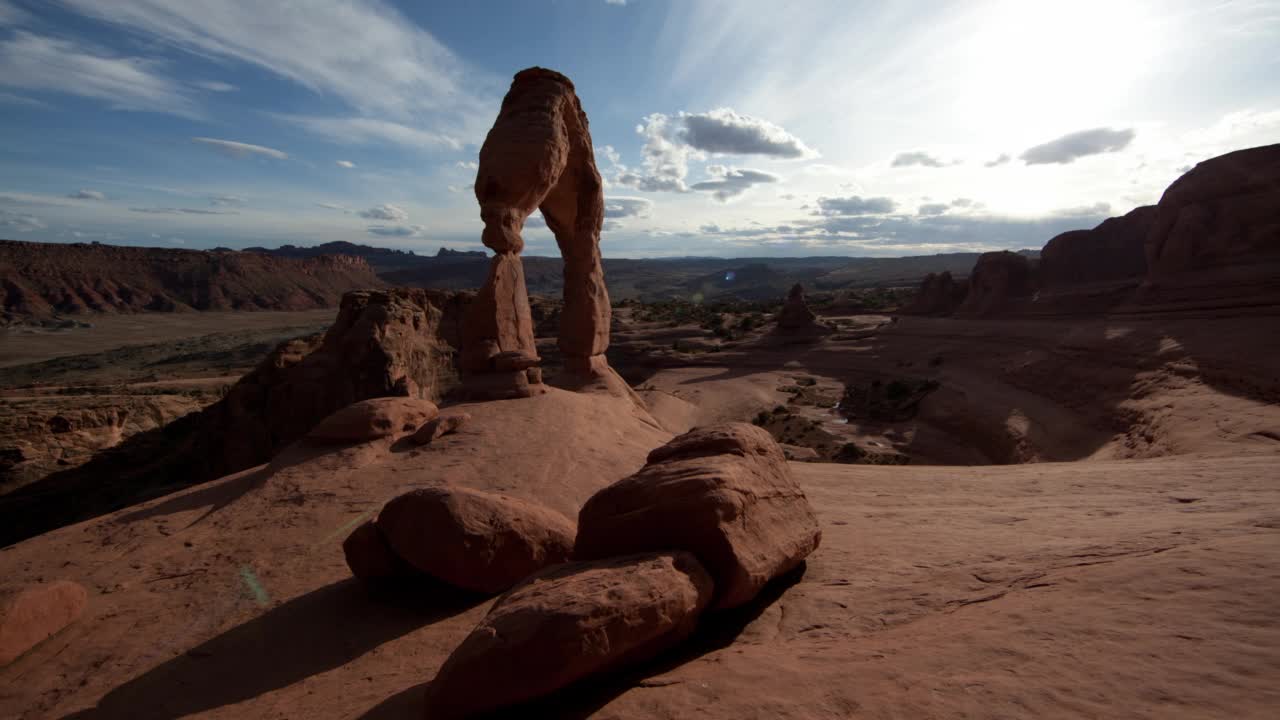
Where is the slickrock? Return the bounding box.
[428,552,714,717]
[0,580,87,666]
[376,485,576,594]
[461,67,611,397]
[576,423,822,609]
[306,397,438,444]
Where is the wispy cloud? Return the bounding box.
[0,31,198,117]
[0,90,49,108]
[335,160,355,168]
[358,203,409,221]
[690,167,779,201]
[892,151,950,168]
[195,80,237,92]
[273,114,463,150]
[192,137,289,160]
[367,224,423,237]
[129,207,239,215]
[315,202,350,212]
[67,189,106,200]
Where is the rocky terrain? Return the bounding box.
[0,240,381,325]
[1,73,1278,720]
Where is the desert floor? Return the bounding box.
[2,309,1279,719]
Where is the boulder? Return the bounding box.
[1,580,87,666]
[955,251,1034,316]
[410,412,472,445]
[575,423,822,609]
[428,552,713,717]
[342,520,410,581]
[306,397,438,444]
[376,485,576,594]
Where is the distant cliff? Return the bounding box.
[0,240,382,324]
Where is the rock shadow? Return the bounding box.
[358,562,808,719]
[62,577,485,720]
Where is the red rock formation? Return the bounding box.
[1040,206,1154,288]
[428,552,713,717]
[0,239,381,324]
[902,271,968,315]
[775,283,818,330]
[0,288,467,547]
[376,485,576,594]
[1146,144,1280,277]
[462,67,609,396]
[0,580,86,666]
[575,423,822,609]
[955,251,1034,316]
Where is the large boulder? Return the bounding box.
[955,251,1034,316]
[902,271,968,315]
[342,521,411,582]
[1040,205,1156,288]
[575,423,821,609]
[375,485,576,594]
[306,397,437,444]
[1146,143,1280,277]
[428,552,713,717]
[775,283,817,330]
[1,580,87,666]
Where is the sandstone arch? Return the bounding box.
[460,67,610,398]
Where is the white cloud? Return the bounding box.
[315,202,349,212]
[358,203,409,221]
[192,137,288,160]
[603,196,654,219]
[0,31,198,118]
[210,195,246,206]
[984,153,1011,168]
[815,195,897,216]
[892,151,949,168]
[273,114,462,150]
[605,0,628,6]
[68,189,106,200]
[367,224,424,237]
[195,80,237,92]
[129,207,239,215]
[614,108,815,194]
[917,203,949,216]
[336,160,356,168]
[455,160,478,169]
[690,167,780,202]
[1020,128,1136,165]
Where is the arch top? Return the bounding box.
[512,67,575,91]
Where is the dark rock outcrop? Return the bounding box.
[775,283,818,330]
[1040,206,1155,288]
[902,271,968,315]
[955,251,1034,316]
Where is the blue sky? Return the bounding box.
[1,0,1278,258]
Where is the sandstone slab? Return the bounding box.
[1,580,87,666]
[342,520,409,582]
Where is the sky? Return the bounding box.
[1,0,1278,258]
